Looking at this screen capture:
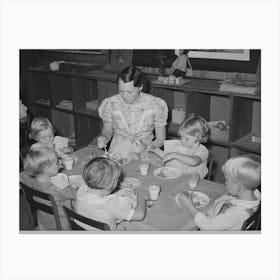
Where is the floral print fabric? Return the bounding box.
[98,93,168,156]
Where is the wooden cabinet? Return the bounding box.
[27,66,261,182]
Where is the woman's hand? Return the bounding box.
[97,136,107,149]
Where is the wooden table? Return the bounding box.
[67,147,227,231]
[20,146,227,231]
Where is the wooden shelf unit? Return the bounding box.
[27,66,261,182]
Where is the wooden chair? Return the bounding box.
[62,206,110,231]
[242,204,261,231]
[20,182,62,230]
[206,153,215,180]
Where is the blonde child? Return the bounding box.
[23,147,77,230]
[76,157,146,230]
[162,114,209,178]
[177,155,261,230]
[30,117,72,158]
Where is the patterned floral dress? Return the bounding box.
[98,93,168,157]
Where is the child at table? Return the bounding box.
[177,155,261,230]
[76,157,146,230]
[30,117,72,159]
[162,114,209,178]
[23,147,77,230]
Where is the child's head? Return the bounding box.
[24,147,60,177]
[178,114,209,148]
[83,157,121,194]
[222,155,261,196]
[31,117,54,146]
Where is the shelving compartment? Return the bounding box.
[28,71,51,107]
[97,80,118,102]
[74,114,102,149]
[48,74,73,111]
[230,96,261,154]
[71,77,99,118]
[51,109,76,147]
[207,95,231,146]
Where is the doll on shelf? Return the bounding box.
[171,49,192,78]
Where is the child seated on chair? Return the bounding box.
[76,157,146,230]
[177,155,261,230]
[23,147,77,230]
[30,117,73,159]
[162,114,209,178]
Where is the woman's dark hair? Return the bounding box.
[117,66,145,87]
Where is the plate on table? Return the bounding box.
[153,167,182,180]
[120,177,142,189]
[175,191,210,208]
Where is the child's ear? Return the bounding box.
[195,132,202,143]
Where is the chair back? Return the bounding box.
[206,153,215,180]
[20,182,62,230]
[62,206,110,231]
[242,204,261,231]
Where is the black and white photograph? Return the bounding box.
[19,49,262,232]
[1,1,280,280]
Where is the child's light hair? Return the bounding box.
[31,117,53,140]
[222,155,261,190]
[83,157,121,192]
[24,146,58,176]
[178,114,209,143]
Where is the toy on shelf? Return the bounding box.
[171,49,193,77]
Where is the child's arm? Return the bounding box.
[131,195,146,221]
[178,193,247,230]
[163,152,202,167]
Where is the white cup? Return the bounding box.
[63,157,74,171]
[139,163,149,175]
[188,174,200,189]
[149,185,161,201]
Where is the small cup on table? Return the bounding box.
[139,162,150,176]
[188,173,200,190]
[63,157,74,171]
[148,185,161,201]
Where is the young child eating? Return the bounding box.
[76,157,146,230]
[177,155,261,230]
[162,114,209,178]
[30,117,73,159]
[23,146,77,230]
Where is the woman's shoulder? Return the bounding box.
[141,93,167,107]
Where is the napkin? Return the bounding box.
[50,173,70,190]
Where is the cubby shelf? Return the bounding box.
[230,132,261,154]
[27,66,261,181]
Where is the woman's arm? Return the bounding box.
[90,122,113,146]
[100,123,114,143]
[163,152,202,166]
[151,126,166,149]
[132,195,146,221]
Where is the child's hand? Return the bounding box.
[178,192,194,209]
[162,153,175,164]
[116,188,136,198]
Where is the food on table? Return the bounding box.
[158,167,176,178]
[120,177,141,189]
[190,191,209,208]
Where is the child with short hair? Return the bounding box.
[177,155,261,230]
[23,146,76,230]
[162,114,209,178]
[76,157,146,230]
[30,117,72,158]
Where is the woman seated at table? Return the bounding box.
[93,66,168,158]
